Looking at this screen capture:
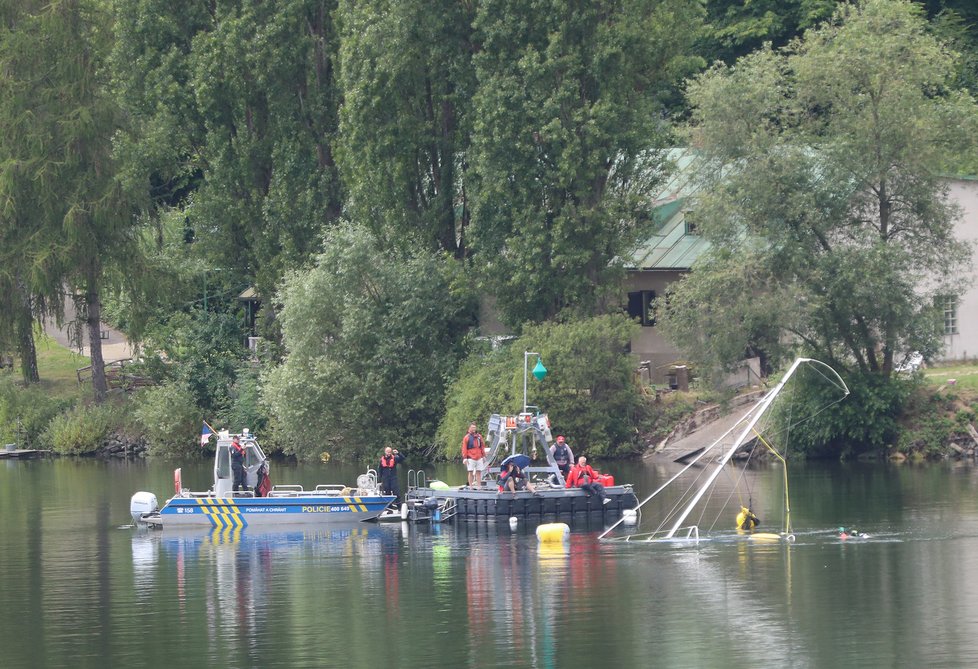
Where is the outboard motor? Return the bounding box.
[130,491,158,525]
[423,496,441,522]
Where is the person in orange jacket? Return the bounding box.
[565,455,610,504]
[461,423,487,488]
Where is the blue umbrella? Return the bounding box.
[499,453,531,471]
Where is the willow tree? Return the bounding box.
[0,0,138,401]
[469,0,705,326]
[661,0,978,379]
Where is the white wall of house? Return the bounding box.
[943,179,978,361]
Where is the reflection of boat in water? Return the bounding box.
[601,358,849,544]
[406,410,639,521]
[130,430,395,529]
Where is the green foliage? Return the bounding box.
[437,315,648,459]
[704,0,837,64]
[954,407,975,428]
[779,370,915,458]
[0,0,145,403]
[224,366,268,442]
[43,403,121,455]
[663,0,978,381]
[641,393,697,446]
[112,0,345,300]
[890,385,978,457]
[263,223,476,461]
[133,380,203,458]
[337,0,476,256]
[0,377,71,447]
[138,309,247,418]
[470,0,706,325]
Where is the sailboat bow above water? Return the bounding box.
[600,358,849,544]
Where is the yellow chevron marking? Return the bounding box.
[196,497,244,528]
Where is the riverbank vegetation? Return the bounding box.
[2,0,978,462]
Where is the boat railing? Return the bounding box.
[610,525,700,543]
[267,484,350,498]
[220,490,255,498]
[407,469,427,491]
[271,484,305,495]
[314,484,349,496]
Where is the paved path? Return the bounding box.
[41,301,133,363]
[647,392,764,462]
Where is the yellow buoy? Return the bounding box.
[535,522,570,543]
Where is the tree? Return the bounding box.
[336,0,477,257]
[263,223,476,460]
[436,315,647,459]
[112,0,345,301]
[469,0,705,326]
[661,0,978,380]
[703,0,837,65]
[0,0,140,402]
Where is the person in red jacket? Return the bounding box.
[565,455,610,504]
[461,423,487,488]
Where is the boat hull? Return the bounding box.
[406,485,638,520]
[156,494,395,528]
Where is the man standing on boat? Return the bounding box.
[550,435,574,481]
[461,423,487,489]
[566,455,610,504]
[231,435,247,492]
[379,446,405,499]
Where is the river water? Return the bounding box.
[3,455,978,668]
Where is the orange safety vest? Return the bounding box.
[461,433,485,460]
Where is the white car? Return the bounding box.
[895,351,924,374]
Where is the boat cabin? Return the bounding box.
[213,430,267,496]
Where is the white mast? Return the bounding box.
[664,357,811,539]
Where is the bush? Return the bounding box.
[43,403,121,455]
[134,380,203,458]
[641,392,697,445]
[263,223,476,461]
[777,369,914,458]
[221,366,268,442]
[0,377,72,447]
[437,315,648,458]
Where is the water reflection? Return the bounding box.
[9,458,978,667]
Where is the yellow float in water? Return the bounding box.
[535,522,570,543]
[748,532,783,542]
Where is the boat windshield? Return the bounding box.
[216,446,230,478]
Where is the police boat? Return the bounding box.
[130,429,395,529]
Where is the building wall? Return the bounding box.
[941,179,978,361]
[624,270,686,383]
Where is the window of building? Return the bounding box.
[683,210,699,235]
[627,290,657,327]
[938,295,958,335]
